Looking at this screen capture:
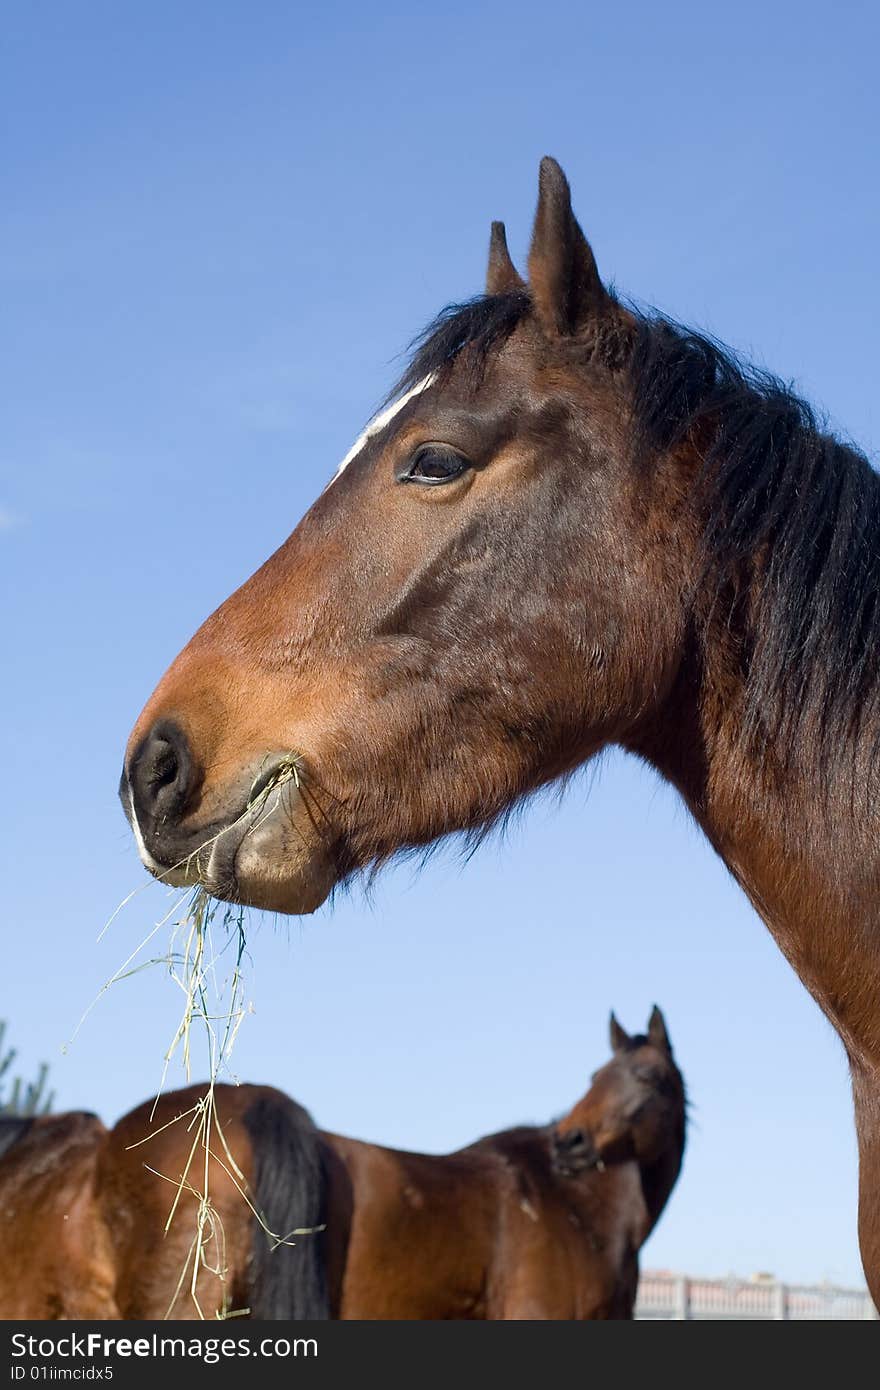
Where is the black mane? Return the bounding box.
[629,315,880,759]
[397,291,880,764]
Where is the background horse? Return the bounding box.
[121,158,880,1299]
[0,1111,115,1318]
[0,1008,684,1319]
[316,1005,684,1319]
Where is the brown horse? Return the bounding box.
[120,156,880,1299]
[316,1005,685,1319]
[0,1009,684,1319]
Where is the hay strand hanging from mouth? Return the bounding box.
[72,752,313,1318]
[126,888,253,1319]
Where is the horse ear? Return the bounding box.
[648,1005,672,1054]
[609,1012,630,1053]
[486,221,525,295]
[528,156,609,338]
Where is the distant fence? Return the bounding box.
[636,1270,878,1320]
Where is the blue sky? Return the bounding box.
[2,2,878,1286]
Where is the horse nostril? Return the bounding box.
[127,719,196,827]
[149,744,179,792]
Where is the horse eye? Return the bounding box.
[633,1066,659,1085]
[401,445,470,486]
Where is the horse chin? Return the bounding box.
[213,780,339,913]
[232,832,337,914]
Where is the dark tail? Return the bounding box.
[243,1091,330,1320]
[0,1116,33,1160]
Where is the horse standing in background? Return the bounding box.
[121,157,880,1298]
[0,1008,684,1319]
[316,1005,684,1319]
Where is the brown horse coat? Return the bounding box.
[0,1113,116,1318]
[326,1127,646,1319]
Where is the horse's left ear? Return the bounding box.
[647,1005,672,1054]
[486,221,525,295]
[527,156,610,338]
[609,1012,631,1053]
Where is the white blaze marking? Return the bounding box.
[326,374,436,489]
[126,781,167,876]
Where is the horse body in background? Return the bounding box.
[0,1009,684,1320]
[325,1124,644,1319]
[120,158,880,1296]
[0,1112,115,1318]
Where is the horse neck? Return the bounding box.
[638,1113,686,1241]
[851,1065,880,1306]
[627,631,880,1071]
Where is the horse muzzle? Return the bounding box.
[121,724,338,913]
[550,1126,603,1177]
